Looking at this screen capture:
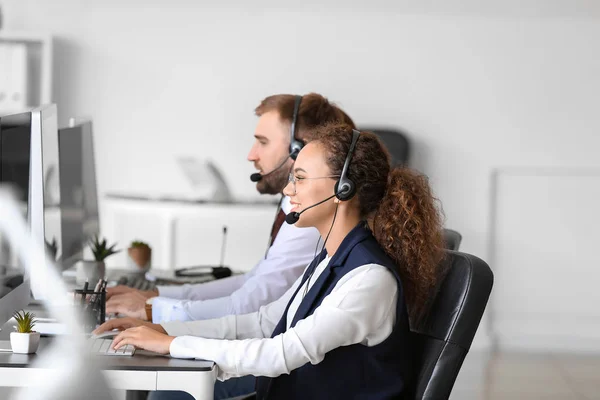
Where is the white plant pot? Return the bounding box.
[10,332,40,354]
[75,260,106,285]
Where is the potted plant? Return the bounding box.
[76,236,120,285]
[10,310,40,354]
[127,240,152,272]
[45,237,58,261]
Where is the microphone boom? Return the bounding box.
[285,194,337,224]
[250,156,290,182]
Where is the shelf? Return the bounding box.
[0,31,53,115]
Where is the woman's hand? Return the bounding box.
[112,326,175,355]
[93,317,166,335]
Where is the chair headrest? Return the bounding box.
[415,250,493,350]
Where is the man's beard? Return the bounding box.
[255,165,289,195]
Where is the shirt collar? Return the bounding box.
[280,196,293,215]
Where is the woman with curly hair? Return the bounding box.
[94,124,445,400]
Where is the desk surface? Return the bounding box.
[0,318,214,372]
[0,309,216,399]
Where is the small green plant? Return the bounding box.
[130,240,150,248]
[13,310,36,333]
[89,235,120,262]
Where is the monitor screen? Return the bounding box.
[0,112,33,325]
[0,112,31,205]
[0,112,31,270]
[58,121,99,265]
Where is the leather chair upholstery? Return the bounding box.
[361,128,411,166]
[443,229,462,251]
[407,251,493,399]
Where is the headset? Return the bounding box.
[288,94,304,160]
[334,129,360,201]
[285,129,360,224]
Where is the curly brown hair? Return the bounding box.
[308,123,445,324]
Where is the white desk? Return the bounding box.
[0,319,217,399]
[103,195,277,273]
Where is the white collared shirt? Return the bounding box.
[152,196,321,322]
[162,257,398,381]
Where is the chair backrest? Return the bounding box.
[443,229,462,251]
[361,128,410,166]
[408,251,493,400]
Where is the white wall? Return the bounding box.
[491,169,600,352]
[2,0,600,351]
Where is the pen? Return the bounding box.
[87,278,103,305]
[88,279,101,306]
[81,281,89,306]
[96,280,108,309]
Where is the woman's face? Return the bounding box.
[282,142,339,228]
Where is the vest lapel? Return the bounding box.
[270,250,328,337]
[290,223,372,327]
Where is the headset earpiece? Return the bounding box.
[289,143,302,161]
[335,129,360,201]
[334,180,355,201]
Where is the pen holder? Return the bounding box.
[74,288,106,331]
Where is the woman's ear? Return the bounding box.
[334,198,341,204]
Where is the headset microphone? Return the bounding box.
[250,156,290,182]
[285,193,337,224]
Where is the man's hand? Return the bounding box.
[106,291,154,320]
[93,317,166,335]
[106,285,136,300]
[106,285,158,301]
[112,326,174,355]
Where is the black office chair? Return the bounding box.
[361,128,411,166]
[407,251,493,400]
[443,229,462,251]
[237,251,492,400]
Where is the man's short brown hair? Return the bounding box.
[255,93,355,142]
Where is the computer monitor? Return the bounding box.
[0,104,62,303]
[58,120,99,266]
[0,111,32,325]
[29,105,62,299]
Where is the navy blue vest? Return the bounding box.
[256,223,412,400]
